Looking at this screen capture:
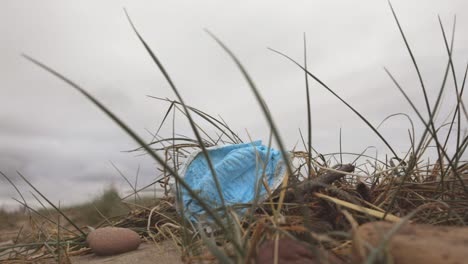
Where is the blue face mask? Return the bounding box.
[172,140,286,223]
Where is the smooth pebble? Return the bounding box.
[87,227,141,256]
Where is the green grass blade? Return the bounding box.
[147,100,175,145]
[388,1,448,188]
[303,33,313,179]
[148,95,243,143]
[388,1,433,119]
[30,191,53,218]
[438,16,463,156]
[21,54,236,244]
[205,30,293,177]
[269,48,400,160]
[16,171,86,236]
[123,10,227,216]
[110,161,142,201]
[339,127,343,164]
[384,67,467,196]
[12,197,77,235]
[0,171,29,211]
[205,30,315,233]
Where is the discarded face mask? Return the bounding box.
[171,140,286,223]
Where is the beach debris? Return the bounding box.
[86,227,141,256]
[281,164,355,202]
[354,221,468,263]
[172,140,287,222]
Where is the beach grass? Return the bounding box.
[1,2,467,263]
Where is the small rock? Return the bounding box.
[355,221,468,264]
[86,227,141,256]
[256,238,344,264]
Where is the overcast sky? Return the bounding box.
[1,0,467,209]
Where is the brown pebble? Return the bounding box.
[256,238,344,264]
[87,227,141,256]
[355,221,468,264]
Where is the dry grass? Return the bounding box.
[3,145,465,263]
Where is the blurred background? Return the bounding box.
[1,0,467,210]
